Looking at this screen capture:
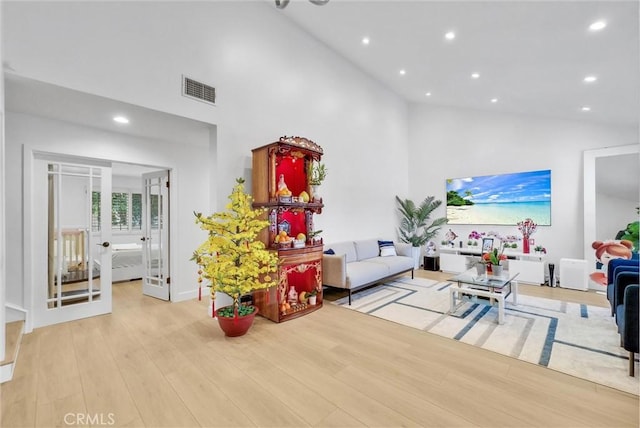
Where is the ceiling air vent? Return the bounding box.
[182,76,216,106]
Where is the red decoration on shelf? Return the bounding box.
[517,218,537,254]
[275,156,307,197]
[251,138,324,323]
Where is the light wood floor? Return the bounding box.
[1,271,638,427]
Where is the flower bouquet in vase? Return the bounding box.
[483,247,507,275]
[517,218,538,254]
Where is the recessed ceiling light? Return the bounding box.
[445,31,456,40]
[583,75,597,83]
[491,98,498,103]
[581,106,591,112]
[425,92,432,97]
[113,116,129,124]
[471,73,480,79]
[589,20,607,31]
[362,37,370,45]
[399,69,406,76]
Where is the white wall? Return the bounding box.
[113,175,142,192]
[596,193,638,241]
[408,104,638,268]
[10,1,635,306]
[0,0,6,361]
[2,1,410,245]
[3,1,410,316]
[5,112,211,307]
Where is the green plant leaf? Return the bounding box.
[395,195,448,247]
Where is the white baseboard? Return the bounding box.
[5,303,30,332]
[0,362,14,383]
[173,287,204,303]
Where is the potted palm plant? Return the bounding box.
[193,178,279,337]
[395,196,449,269]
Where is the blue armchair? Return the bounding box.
[607,259,639,315]
[614,271,640,326]
[607,256,640,281]
[609,266,640,315]
[616,285,639,376]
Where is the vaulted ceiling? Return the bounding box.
[277,0,639,126]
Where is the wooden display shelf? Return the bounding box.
[251,136,325,323]
[253,201,324,210]
[253,280,323,323]
[269,242,324,252]
[280,301,323,321]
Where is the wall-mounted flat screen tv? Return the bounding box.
[446,169,551,225]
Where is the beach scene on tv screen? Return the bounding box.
[446,170,551,225]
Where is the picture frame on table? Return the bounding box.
[481,238,494,254]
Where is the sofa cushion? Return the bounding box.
[378,240,397,257]
[355,239,381,261]
[346,261,390,288]
[328,241,358,263]
[366,255,414,275]
[394,242,412,258]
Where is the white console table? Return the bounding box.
[439,246,546,285]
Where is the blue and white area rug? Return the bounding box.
[333,277,640,395]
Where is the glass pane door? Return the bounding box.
[142,170,170,300]
[34,157,112,327]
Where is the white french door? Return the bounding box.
[33,156,112,328]
[141,170,170,301]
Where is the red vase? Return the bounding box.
[523,237,530,254]
[215,305,258,337]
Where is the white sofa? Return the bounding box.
[322,238,415,305]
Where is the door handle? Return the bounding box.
[141,237,149,242]
[97,241,110,248]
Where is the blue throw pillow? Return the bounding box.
[378,240,397,257]
[323,248,335,255]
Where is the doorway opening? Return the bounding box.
[110,163,171,301]
[31,154,172,329]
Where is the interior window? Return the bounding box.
[92,191,101,232]
[111,192,128,230]
[92,191,143,232]
[131,193,142,230]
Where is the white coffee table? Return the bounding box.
[448,269,519,324]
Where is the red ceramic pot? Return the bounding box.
[215,305,258,337]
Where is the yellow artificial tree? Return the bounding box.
[193,178,278,318]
